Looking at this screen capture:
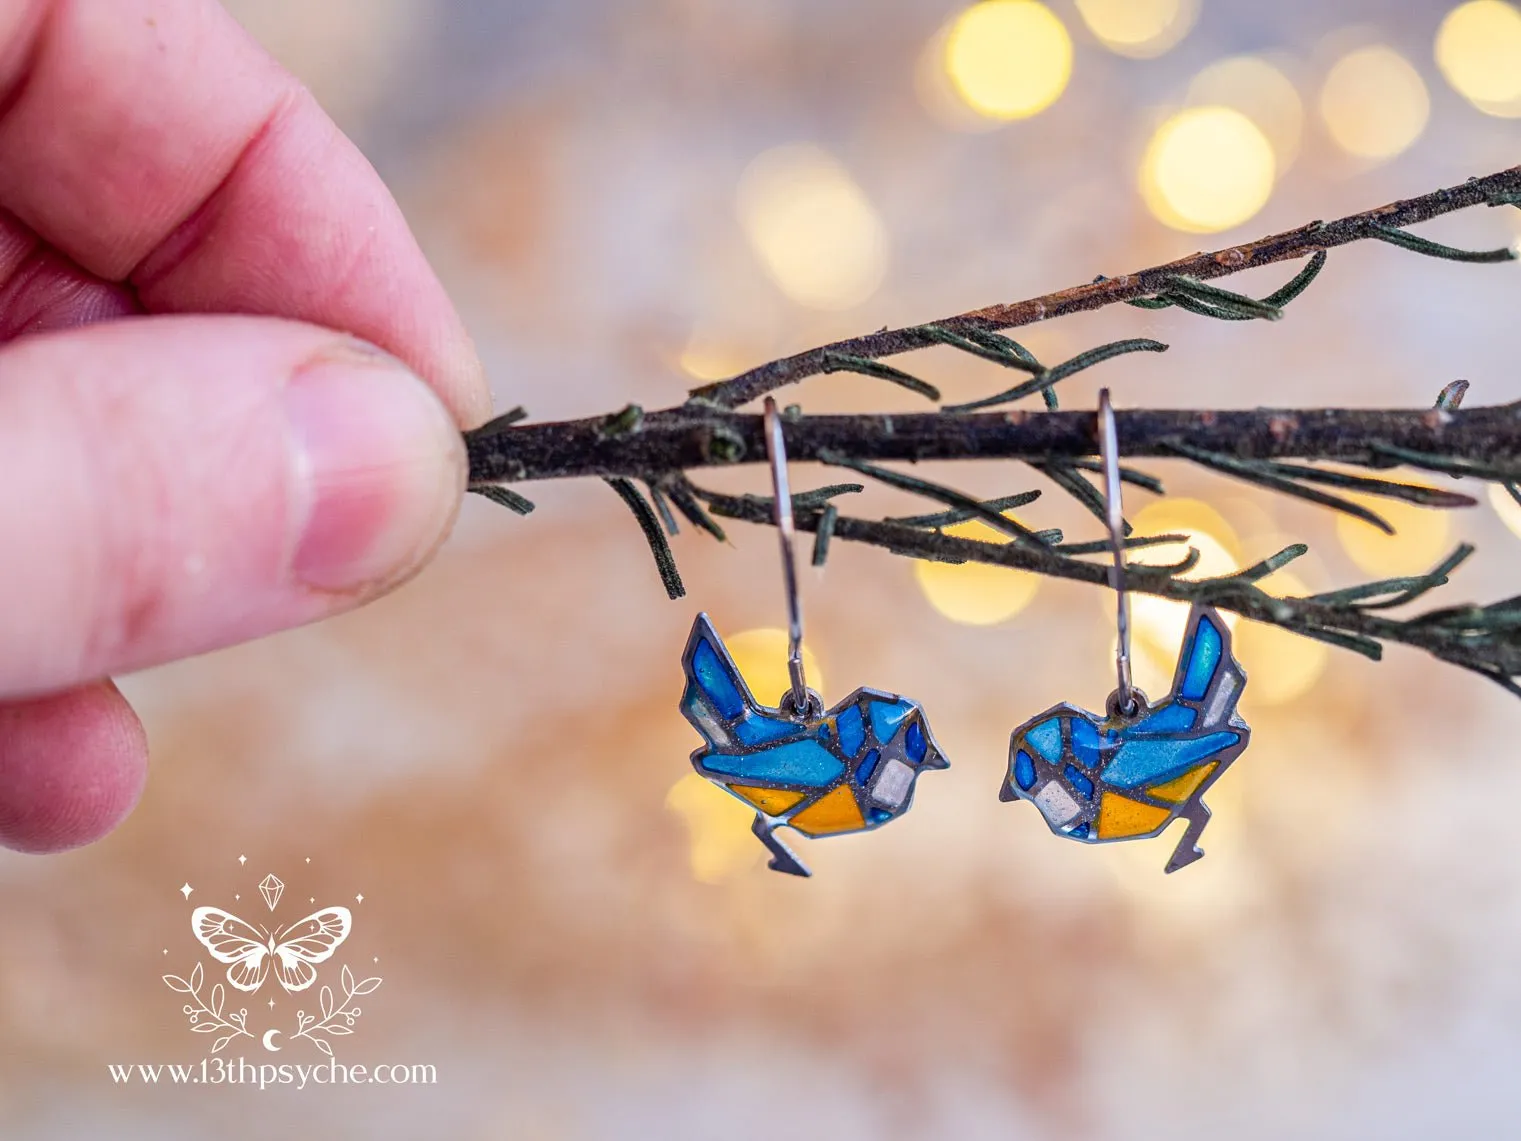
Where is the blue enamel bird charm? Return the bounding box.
[1001,603,1249,872]
[680,614,948,877]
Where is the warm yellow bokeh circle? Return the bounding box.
[943,1,1073,120]
[736,144,888,311]
[1335,492,1452,577]
[665,774,758,885]
[1124,499,1241,658]
[1232,572,1329,706]
[1319,46,1430,160]
[1075,0,1197,59]
[1139,106,1276,233]
[1436,0,1521,117]
[1186,55,1304,171]
[723,627,825,707]
[914,517,1041,626]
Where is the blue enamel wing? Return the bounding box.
[680,614,948,877]
[1001,604,1249,872]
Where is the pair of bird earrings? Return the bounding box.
[678,392,1250,878]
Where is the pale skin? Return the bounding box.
[0,0,495,851]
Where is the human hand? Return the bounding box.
[0,0,493,852]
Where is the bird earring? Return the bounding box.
[1000,389,1251,872]
[678,397,949,877]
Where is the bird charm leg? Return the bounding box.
[1164,798,1212,874]
[752,814,810,878]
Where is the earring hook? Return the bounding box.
[1097,388,1138,717]
[763,397,813,716]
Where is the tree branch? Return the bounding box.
[686,163,1521,409]
[464,164,1521,698]
[468,401,1521,484]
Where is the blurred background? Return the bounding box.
[6,1,1521,1136]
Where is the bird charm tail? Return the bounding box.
[1175,605,1246,733]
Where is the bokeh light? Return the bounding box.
[1187,55,1305,170]
[664,627,826,884]
[1126,499,1242,657]
[1116,631,1177,703]
[736,144,888,310]
[1436,1,1521,117]
[918,18,1001,131]
[1074,0,1197,59]
[1127,498,1242,578]
[914,517,1041,626]
[665,774,761,884]
[1490,482,1521,539]
[1233,571,1330,706]
[943,1,1073,121]
[1139,106,1276,233]
[677,330,750,382]
[1335,492,1453,576]
[1319,45,1429,160]
[724,627,825,706]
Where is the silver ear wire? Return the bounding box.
[763,397,814,716]
[1097,388,1138,717]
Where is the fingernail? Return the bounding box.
[283,348,464,593]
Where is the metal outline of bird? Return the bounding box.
[1000,602,1249,872]
[679,613,949,877]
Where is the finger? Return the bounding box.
[0,209,140,337]
[0,315,465,698]
[0,680,147,852]
[0,245,140,338]
[0,0,489,426]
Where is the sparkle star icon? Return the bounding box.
[267,998,276,1010]
[355,893,364,904]
[238,855,247,866]
[179,883,193,900]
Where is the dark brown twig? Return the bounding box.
[468,401,1521,484]
[684,165,1521,409]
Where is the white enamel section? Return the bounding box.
[870,759,915,808]
[1033,781,1082,826]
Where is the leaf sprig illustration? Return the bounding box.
[162,962,253,1054]
[291,964,382,1057]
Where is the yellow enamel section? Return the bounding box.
[727,784,806,816]
[1096,792,1172,839]
[1148,762,1218,804]
[787,785,866,836]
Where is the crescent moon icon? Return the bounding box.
[262,1029,282,1052]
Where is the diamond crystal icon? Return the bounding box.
[259,873,284,912]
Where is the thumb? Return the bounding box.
[0,314,466,698]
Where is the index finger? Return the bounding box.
[0,0,489,425]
